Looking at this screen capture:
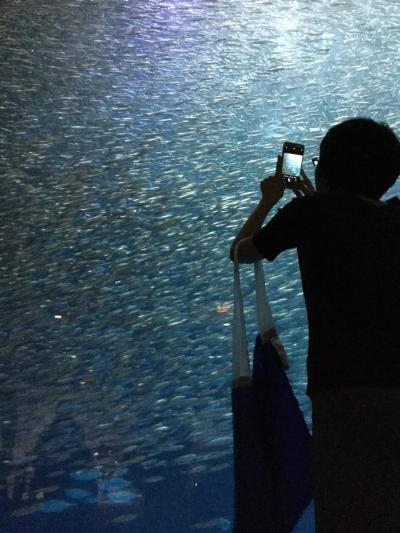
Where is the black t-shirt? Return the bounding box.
[252,192,400,397]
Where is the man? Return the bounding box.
[230,118,400,532]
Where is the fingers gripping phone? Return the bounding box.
[281,141,304,184]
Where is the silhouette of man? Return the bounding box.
[230,117,400,532]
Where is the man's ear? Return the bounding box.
[315,167,329,193]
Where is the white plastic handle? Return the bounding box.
[232,240,289,382]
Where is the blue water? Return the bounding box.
[1,0,399,531]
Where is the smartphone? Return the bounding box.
[281,141,304,184]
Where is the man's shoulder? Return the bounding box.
[385,196,400,208]
[282,192,336,207]
[278,192,333,217]
[278,193,400,226]
[288,192,400,213]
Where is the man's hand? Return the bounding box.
[259,155,285,205]
[287,169,316,197]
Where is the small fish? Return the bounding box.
[64,488,92,500]
[143,475,164,483]
[35,485,59,494]
[192,517,231,530]
[40,499,74,513]
[112,513,139,524]
[12,504,39,517]
[107,490,141,504]
[103,477,130,491]
[70,470,102,481]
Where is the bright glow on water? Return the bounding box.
[1,0,399,530]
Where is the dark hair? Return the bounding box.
[317,117,400,199]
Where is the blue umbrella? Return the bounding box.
[232,248,314,532]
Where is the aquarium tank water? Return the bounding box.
[1,0,399,531]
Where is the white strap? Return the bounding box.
[232,241,251,383]
[232,240,289,384]
[254,261,290,370]
[254,261,274,341]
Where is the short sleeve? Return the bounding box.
[252,197,310,261]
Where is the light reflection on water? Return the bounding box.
[1,0,399,529]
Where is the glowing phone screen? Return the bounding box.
[282,152,303,177]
